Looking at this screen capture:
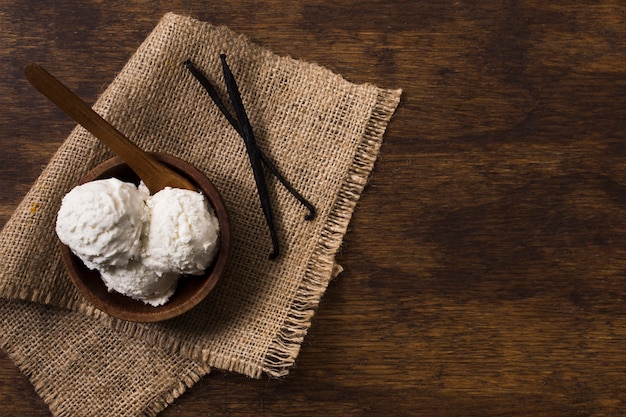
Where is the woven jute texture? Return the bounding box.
[0,13,401,417]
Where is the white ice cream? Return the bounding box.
[99,260,178,307]
[56,178,147,270]
[55,178,220,306]
[141,187,220,276]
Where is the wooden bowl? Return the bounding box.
[59,153,230,322]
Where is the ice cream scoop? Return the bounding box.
[99,260,179,307]
[141,187,220,277]
[55,178,148,270]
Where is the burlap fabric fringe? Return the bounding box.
[0,13,401,417]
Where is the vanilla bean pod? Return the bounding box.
[219,54,280,259]
[183,59,316,220]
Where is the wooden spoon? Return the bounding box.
[24,64,195,193]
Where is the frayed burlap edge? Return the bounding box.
[261,87,401,378]
[0,307,211,417]
[136,367,210,417]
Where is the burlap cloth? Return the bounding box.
[0,13,401,417]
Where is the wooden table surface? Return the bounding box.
[2,1,626,416]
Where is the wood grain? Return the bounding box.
[1,1,626,416]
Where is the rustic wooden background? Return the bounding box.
[2,1,626,416]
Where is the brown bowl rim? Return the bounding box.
[59,152,230,322]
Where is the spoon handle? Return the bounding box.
[24,64,194,192]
